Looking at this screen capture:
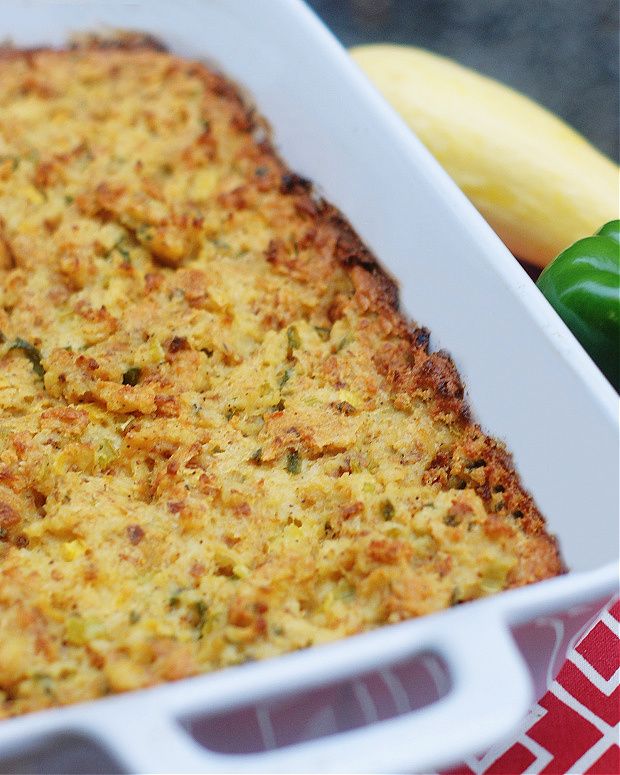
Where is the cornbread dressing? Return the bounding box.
[0,38,563,718]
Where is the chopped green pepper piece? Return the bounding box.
[191,600,208,634]
[286,450,301,475]
[335,334,352,352]
[10,338,44,379]
[122,367,141,386]
[286,326,301,351]
[314,326,331,341]
[381,499,395,520]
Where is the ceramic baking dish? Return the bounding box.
[0,1,618,772]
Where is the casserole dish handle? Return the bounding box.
[90,612,532,773]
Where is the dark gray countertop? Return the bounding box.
[307,0,619,162]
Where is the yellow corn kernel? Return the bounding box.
[232,563,250,579]
[61,540,85,562]
[65,617,104,646]
[96,438,119,469]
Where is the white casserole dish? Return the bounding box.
[0,1,618,772]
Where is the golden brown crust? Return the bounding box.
[0,38,563,719]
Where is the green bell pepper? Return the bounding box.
[537,220,620,392]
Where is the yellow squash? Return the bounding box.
[351,44,619,267]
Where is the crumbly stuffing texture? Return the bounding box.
[0,39,563,719]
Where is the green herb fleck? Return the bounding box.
[122,367,141,386]
[64,194,74,204]
[279,367,293,388]
[249,448,262,464]
[117,244,131,262]
[105,237,128,260]
[286,450,301,475]
[209,237,230,251]
[10,338,44,379]
[137,225,154,242]
[129,610,141,624]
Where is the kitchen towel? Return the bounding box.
[443,596,619,775]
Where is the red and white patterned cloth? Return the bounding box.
[443,597,620,775]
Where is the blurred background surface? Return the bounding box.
[306,0,620,162]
